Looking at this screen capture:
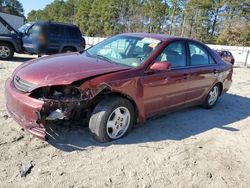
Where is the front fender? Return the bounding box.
[0,36,22,52]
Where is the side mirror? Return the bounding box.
[149,61,171,72]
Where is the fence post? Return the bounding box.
[245,50,249,67]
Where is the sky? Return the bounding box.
[19,0,54,16]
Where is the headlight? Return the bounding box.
[30,85,81,100]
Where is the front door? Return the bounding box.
[143,41,190,117]
[22,24,41,54]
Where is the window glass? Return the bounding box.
[87,35,161,67]
[227,51,232,56]
[156,41,186,68]
[189,43,209,66]
[49,25,64,36]
[28,24,41,37]
[209,55,216,64]
[18,23,33,33]
[104,38,130,54]
[68,27,79,38]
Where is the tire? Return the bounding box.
[231,59,235,65]
[62,47,76,53]
[0,42,14,60]
[89,96,134,142]
[202,84,221,109]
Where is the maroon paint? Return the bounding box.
[5,33,233,140]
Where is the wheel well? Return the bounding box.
[94,91,139,124]
[216,82,223,95]
[0,41,15,52]
[62,46,77,52]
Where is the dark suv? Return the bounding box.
[0,16,85,60]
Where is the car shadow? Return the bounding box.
[10,56,35,63]
[47,93,250,152]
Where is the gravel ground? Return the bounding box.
[0,54,250,188]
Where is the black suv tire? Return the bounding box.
[62,47,76,53]
[0,42,14,60]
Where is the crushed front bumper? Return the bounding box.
[5,78,46,140]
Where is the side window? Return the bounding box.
[68,27,79,39]
[209,55,216,64]
[189,43,209,66]
[28,24,41,37]
[49,25,64,37]
[156,41,186,68]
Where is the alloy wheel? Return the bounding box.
[106,106,131,139]
[0,46,10,58]
[208,86,219,106]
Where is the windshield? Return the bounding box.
[86,35,162,67]
[18,23,33,33]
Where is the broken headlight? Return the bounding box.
[30,85,81,101]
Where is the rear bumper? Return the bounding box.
[5,78,46,140]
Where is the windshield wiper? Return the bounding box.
[94,54,115,64]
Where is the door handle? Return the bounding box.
[183,73,189,79]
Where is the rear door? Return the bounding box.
[186,42,220,103]
[66,26,81,47]
[47,24,64,53]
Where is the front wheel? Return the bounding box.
[0,42,14,60]
[202,84,221,109]
[89,96,134,142]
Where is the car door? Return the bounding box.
[22,23,41,53]
[186,42,220,103]
[143,41,190,117]
[47,24,64,53]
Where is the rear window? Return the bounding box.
[67,27,80,38]
[49,25,64,36]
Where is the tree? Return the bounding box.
[143,0,168,33]
[1,0,24,16]
[25,0,249,46]
[75,0,93,34]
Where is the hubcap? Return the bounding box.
[0,46,10,58]
[106,106,131,139]
[208,86,219,106]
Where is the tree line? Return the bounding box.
[0,0,24,16]
[26,0,249,46]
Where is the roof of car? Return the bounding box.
[28,21,77,27]
[119,33,183,41]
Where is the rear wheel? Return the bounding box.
[62,47,76,53]
[202,84,221,109]
[89,96,134,142]
[0,42,14,60]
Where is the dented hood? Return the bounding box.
[15,52,130,87]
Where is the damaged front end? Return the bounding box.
[30,85,92,132]
[6,74,111,140]
[29,82,111,140]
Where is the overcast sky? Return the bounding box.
[19,0,54,16]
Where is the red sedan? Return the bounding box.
[217,50,235,65]
[5,33,233,142]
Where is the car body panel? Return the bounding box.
[14,52,130,87]
[5,78,46,139]
[5,33,233,140]
[217,50,235,65]
[143,68,190,117]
